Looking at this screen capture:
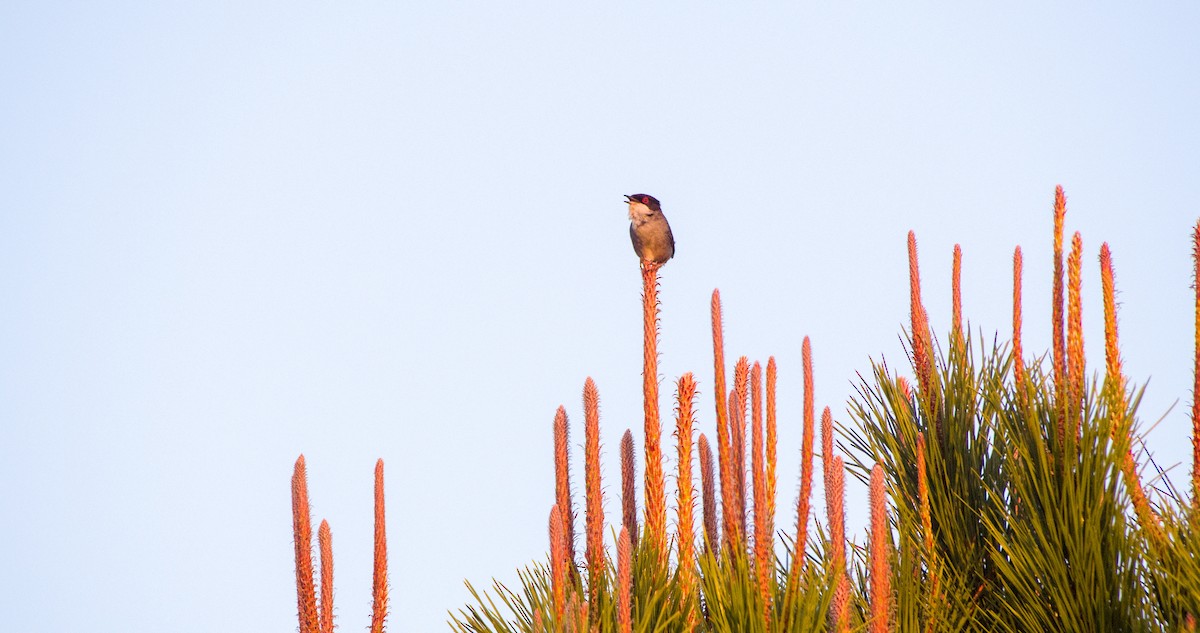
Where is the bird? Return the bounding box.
[626,193,675,269]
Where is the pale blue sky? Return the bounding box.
[2,3,1198,631]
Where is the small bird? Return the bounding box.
[626,193,675,269]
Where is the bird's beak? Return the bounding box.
[623,195,634,203]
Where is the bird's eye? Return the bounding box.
[641,196,650,204]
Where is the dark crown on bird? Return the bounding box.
[625,193,661,212]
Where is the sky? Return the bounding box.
[2,3,1199,631]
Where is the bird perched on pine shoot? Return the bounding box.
[626,194,675,270]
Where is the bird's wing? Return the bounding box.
[666,222,676,259]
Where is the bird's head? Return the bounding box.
[625,193,661,221]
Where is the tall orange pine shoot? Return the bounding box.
[621,429,639,549]
[710,289,729,461]
[869,465,893,633]
[952,244,964,353]
[1100,243,1123,396]
[711,291,736,554]
[750,362,770,623]
[618,526,633,633]
[1013,246,1025,389]
[1193,221,1200,509]
[318,520,334,633]
[827,455,849,633]
[698,434,719,555]
[798,340,815,567]
[1102,244,1164,543]
[734,357,750,544]
[554,406,577,565]
[549,504,568,623]
[369,459,388,633]
[1052,186,1067,446]
[821,405,835,501]
[908,231,938,437]
[675,373,699,629]
[789,339,816,591]
[292,455,319,633]
[1066,232,1085,444]
[725,391,743,551]
[583,377,605,609]
[765,357,778,569]
[641,266,666,560]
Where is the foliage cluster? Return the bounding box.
[291,188,1200,632]
[448,190,1200,632]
